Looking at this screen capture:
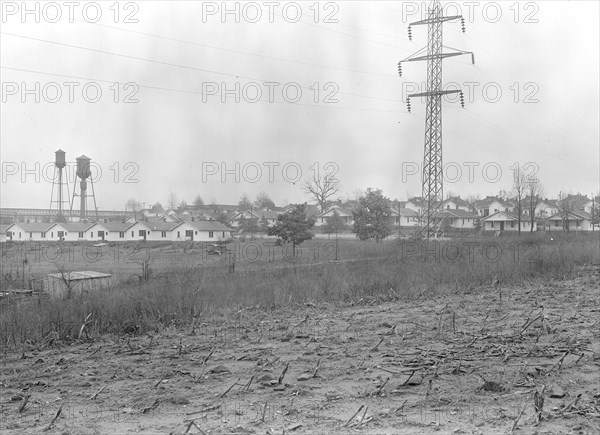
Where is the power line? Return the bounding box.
[1,32,407,104]
[0,65,405,113]
[82,21,393,78]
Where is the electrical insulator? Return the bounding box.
[407,98,412,113]
[397,62,402,77]
[461,17,465,33]
[460,91,465,108]
[408,26,412,41]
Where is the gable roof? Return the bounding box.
[318,206,353,218]
[547,209,592,221]
[443,209,478,219]
[6,222,55,232]
[100,221,134,232]
[62,222,95,232]
[480,211,518,222]
[443,196,470,207]
[131,221,184,231]
[190,220,231,232]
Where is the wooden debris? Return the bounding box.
[185,403,221,416]
[43,404,63,431]
[184,419,206,434]
[371,337,384,352]
[89,385,107,400]
[242,375,254,391]
[510,405,526,434]
[374,377,389,396]
[561,392,582,413]
[141,399,160,414]
[344,405,364,427]
[219,379,239,398]
[278,362,289,385]
[547,351,569,374]
[17,394,30,413]
[533,385,546,424]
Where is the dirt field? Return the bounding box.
[1,266,599,434]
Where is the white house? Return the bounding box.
[534,199,559,219]
[441,196,471,212]
[0,224,9,242]
[393,208,421,227]
[6,223,54,241]
[315,206,353,227]
[255,209,282,227]
[405,198,425,214]
[547,210,593,232]
[191,220,233,241]
[434,210,479,229]
[475,197,514,217]
[229,210,259,228]
[481,211,537,232]
[59,223,94,241]
[125,221,185,241]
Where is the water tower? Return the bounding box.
[49,149,70,222]
[70,155,98,222]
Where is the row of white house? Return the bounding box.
[2,220,233,243]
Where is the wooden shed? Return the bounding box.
[47,271,112,298]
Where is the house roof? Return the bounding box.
[101,222,134,232]
[475,196,512,209]
[480,211,518,222]
[443,209,478,218]
[319,206,353,218]
[6,222,55,232]
[547,210,592,221]
[47,271,111,281]
[396,208,419,217]
[132,221,184,231]
[62,222,94,232]
[191,220,231,232]
[256,210,281,219]
[443,196,470,207]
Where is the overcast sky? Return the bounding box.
[1,0,598,210]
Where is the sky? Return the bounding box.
[1,0,599,211]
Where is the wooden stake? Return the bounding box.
[344,405,364,427]
[43,404,63,431]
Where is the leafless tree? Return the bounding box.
[193,195,204,209]
[512,167,527,235]
[254,191,275,209]
[303,171,341,213]
[466,194,481,213]
[557,192,576,232]
[125,198,141,220]
[525,180,544,232]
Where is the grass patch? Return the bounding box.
[1,234,598,350]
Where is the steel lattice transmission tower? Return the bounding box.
[398,0,474,239]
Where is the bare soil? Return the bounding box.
[1,268,599,435]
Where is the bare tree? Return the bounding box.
[466,194,481,213]
[193,195,204,209]
[512,168,527,235]
[526,180,544,232]
[591,193,600,232]
[125,198,141,220]
[238,193,252,210]
[303,171,341,213]
[254,191,275,210]
[557,192,576,232]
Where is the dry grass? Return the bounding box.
[1,233,598,350]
